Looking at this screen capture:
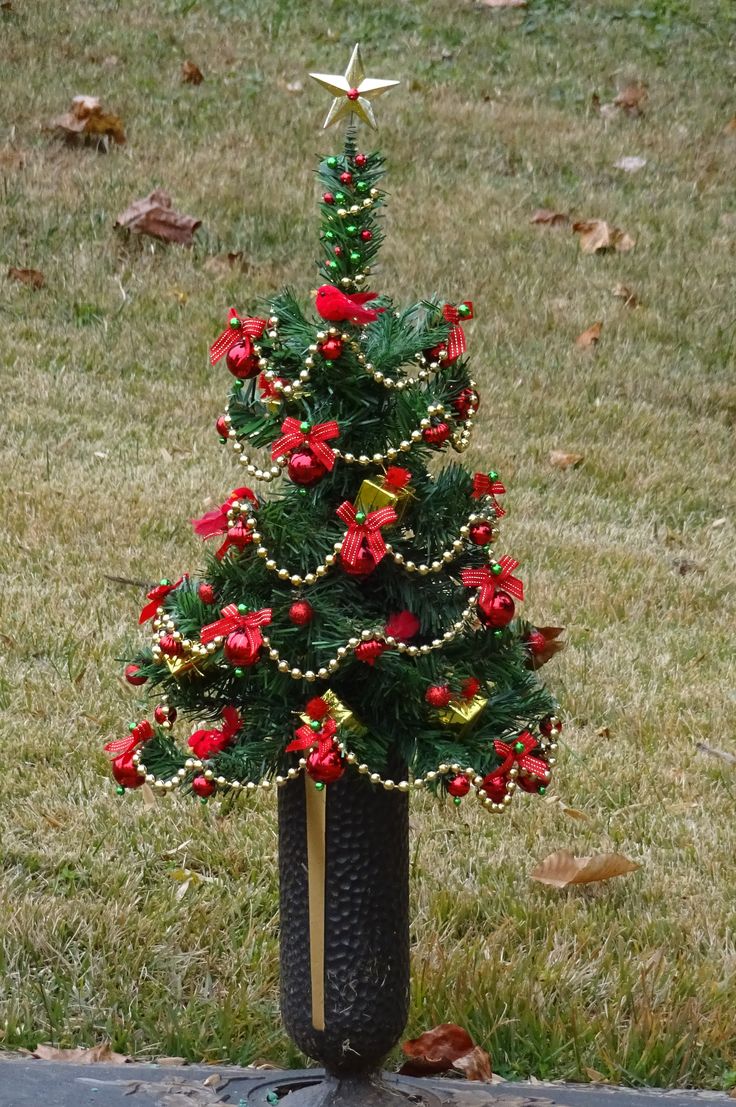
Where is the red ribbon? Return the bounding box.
[442,302,474,361]
[189,706,242,759]
[286,717,337,755]
[200,604,272,652]
[209,308,268,366]
[271,417,339,469]
[491,731,549,782]
[471,472,507,520]
[192,487,258,539]
[461,556,524,612]
[384,466,412,491]
[336,501,397,566]
[139,575,187,624]
[104,720,154,759]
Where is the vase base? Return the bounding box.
[241,1070,446,1107]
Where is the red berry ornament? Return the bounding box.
[448,775,471,798]
[339,171,353,185]
[478,591,515,628]
[306,745,345,785]
[215,415,230,440]
[159,634,183,656]
[425,684,452,708]
[289,600,314,626]
[482,774,508,804]
[422,421,451,446]
[354,153,367,167]
[112,752,143,790]
[192,775,216,798]
[288,448,327,487]
[226,338,259,380]
[154,704,177,725]
[198,582,216,605]
[124,663,147,686]
[340,546,377,577]
[469,522,494,546]
[319,336,343,360]
[224,629,261,667]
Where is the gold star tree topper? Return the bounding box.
[309,43,399,130]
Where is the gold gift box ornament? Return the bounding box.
[438,679,489,729]
[354,467,413,522]
[300,690,367,740]
[165,653,205,678]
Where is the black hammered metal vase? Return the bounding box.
[278,762,410,1080]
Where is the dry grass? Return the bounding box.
[1,0,735,1088]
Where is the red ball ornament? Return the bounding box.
[425,684,452,708]
[154,704,177,725]
[422,421,451,446]
[323,192,335,205]
[354,153,367,168]
[289,600,314,626]
[540,715,561,737]
[469,522,494,546]
[481,774,508,803]
[339,171,353,185]
[112,752,143,790]
[159,633,183,656]
[453,388,480,419]
[198,582,216,605]
[306,744,345,784]
[448,775,471,798]
[124,663,147,686]
[288,448,327,487]
[192,775,216,798]
[226,338,259,380]
[319,336,343,360]
[340,546,377,577]
[527,629,547,656]
[215,414,230,440]
[224,629,261,667]
[478,591,515,628]
[360,229,373,242]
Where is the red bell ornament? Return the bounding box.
[422,421,451,446]
[469,522,494,546]
[124,663,147,686]
[159,633,183,656]
[447,775,471,798]
[287,448,328,487]
[225,337,260,380]
[319,336,343,360]
[289,600,314,626]
[224,629,261,666]
[306,745,345,785]
[112,752,144,790]
[192,775,216,798]
[340,545,377,577]
[453,388,480,419]
[478,590,515,628]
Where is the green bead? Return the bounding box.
[334,191,345,202]
[314,782,325,791]
[219,437,227,444]
[128,723,136,731]
[324,360,333,368]
[326,157,337,168]
[488,469,498,481]
[538,786,547,795]
[200,797,208,805]
[237,603,248,613]
[324,230,334,240]
[356,180,368,192]
[300,421,310,433]
[329,260,338,270]
[346,224,357,235]
[458,303,471,318]
[309,719,321,731]
[490,562,502,575]
[298,488,307,496]
[514,741,525,753]
[453,796,462,806]
[160,578,170,587]
[234,667,244,678]
[355,511,366,524]
[493,629,503,639]
[229,317,240,328]
[116,786,125,796]
[350,251,360,262]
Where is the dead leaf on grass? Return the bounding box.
[203,252,248,276]
[530,209,569,227]
[115,189,201,246]
[51,94,126,146]
[453,1046,493,1082]
[596,725,611,738]
[614,83,648,116]
[182,60,204,85]
[614,155,647,172]
[477,0,526,7]
[532,849,640,888]
[549,449,584,470]
[33,1043,130,1064]
[0,146,25,169]
[7,266,45,289]
[1,2,13,12]
[572,219,635,254]
[575,321,602,349]
[544,796,592,822]
[612,283,639,308]
[696,742,736,767]
[671,557,705,576]
[723,117,736,135]
[400,1023,492,1081]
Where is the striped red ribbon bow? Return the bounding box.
[442,302,474,361]
[336,501,397,567]
[271,417,339,469]
[104,720,154,759]
[461,556,524,614]
[286,717,338,755]
[200,605,272,649]
[491,731,549,782]
[139,575,187,624]
[192,487,258,539]
[189,706,242,759]
[209,308,268,366]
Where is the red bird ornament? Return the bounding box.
[315,284,383,324]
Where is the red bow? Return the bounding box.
[491,731,549,782]
[471,472,506,517]
[104,720,154,759]
[461,556,524,613]
[336,501,397,567]
[209,308,268,366]
[384,466,412,491]
[215,520,253,561]
[192,487,258,540]
[271,417,339,469]
[200,604,272,652]
[286,717,338,755]
[139,575,187,624]
[189,706,241,759]
[442,302,474,361]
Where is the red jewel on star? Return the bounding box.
[347,88,360,101]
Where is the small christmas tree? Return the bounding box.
[109,44,562,818]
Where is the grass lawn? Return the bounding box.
[1,0,735,1088]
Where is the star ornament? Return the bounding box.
[310,43,399,130]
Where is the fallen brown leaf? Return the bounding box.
[33,1043,130,1064]
[614,82,648,117]
[478,0,526,7]
[115,189,201,246]
[0,146,25,169]
[7,266,45,289]
[549,449,584,470]
[596,725,611,738]
[671,556,705,576]
[612,283,639,308]
[723,116,736,135]
[530,209,569,227]
[400,1023,475,1076]
[572,219,635,254]
[182,60,204,85]
[51,94,125,146]
[531,849,640,888]
[1,2,13,11]
[453,1045,493,1082]
[575,321,602,349]
[696,741,736,767]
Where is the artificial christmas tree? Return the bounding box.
[108,44,562,1105]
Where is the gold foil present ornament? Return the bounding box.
[354,467,413,522]
[165,653,204,678]
[438,693,488,729]
[300,690,367,739]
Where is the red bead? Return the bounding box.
[354,153,367,167]
[340,546,377,577]
[198,582,216,605]
[224,629,261,667]
[478,591,515,628]
[360,229,373,242]
[124,663,147,686]
[154,704,176,725]
[333,246,342,256]
[453,388,479,419]
[425,685,452,708]
[319,336,343,360]
[355,639,386,665]
[323,192,335,205]
[289,600,314,626]
[287,448,327,487]
[159,633,183,656]
[215,415,230,439]
[527,629,547,655]
[306,745,345,784]
[540,715,561,737]
[112,752,143,790]
[469,522,494,546]
[225,338,259,380]
[448,775,471,798]
[192,775,216,798]
[347,88,360,101]
[339,171,353,185]
[422,421,451,446]
[481,774,507,803]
